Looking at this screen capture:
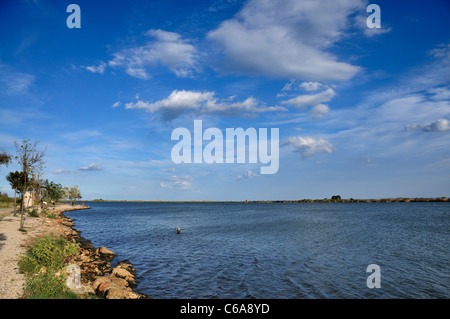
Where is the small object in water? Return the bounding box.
[177,227,181,234]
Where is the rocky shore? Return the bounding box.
[57,206,150,299]
[0,204,149,299]
[60,214,149,298]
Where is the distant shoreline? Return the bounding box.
[83,197,449,204]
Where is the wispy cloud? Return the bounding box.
[78,163,102,171]
[107,29,199,79]
[83,61,107,74]
[53,168,71,174]
[112,101,121,108]
[236,170,259,181]
[0,66,35,95]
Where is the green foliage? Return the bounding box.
[22,270,79,299]
[19,234,80,299]
[27,207,40,218]
[0,192,14,208]
[0,150,11,168]
[19,235,79,275]
[42,179,64,202]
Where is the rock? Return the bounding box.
[93,275,146,299]
[71,283,95,296]
[112,267,136,286]
[99,246,116,256]
[116,260,137,275]
[92,275,111,293]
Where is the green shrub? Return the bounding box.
[19,235,79,275]
[27,208,39,218]
[22,270,79,299]
[18,234,80,299]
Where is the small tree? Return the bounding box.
[14,139,46,229]
[42,180,63,203]
[6,171,28,213]
[67,185,82,206]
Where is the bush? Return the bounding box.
[22,270,79,299]
[19,235,79,275]
[27,208,39,217]
[18,234,80,299]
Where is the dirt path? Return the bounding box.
[0,205,86,299]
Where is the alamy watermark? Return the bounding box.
[171,120,279,174]
[366,264,381,288]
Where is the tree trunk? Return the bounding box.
[13,189,16,214]
[20,178,27,229]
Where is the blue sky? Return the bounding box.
[1,0,449,201]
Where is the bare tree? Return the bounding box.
[14,139,46,229]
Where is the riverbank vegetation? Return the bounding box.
[18,234,80,299]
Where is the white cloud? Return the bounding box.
[405,119,450,132]
[428,86,450,101]
[108,29,198,79]
[299,81,323,92]
[428,43,450,59]
[160,175,193,190]
[112,101,121,108]
[280,87,334,119]
[53,168,70,174]
[83,61,107,74]
[161,167,176,173]
[309,104,330,119]
[125,90,286,121]
[0,66,35,95]
[353,13,392,38]
[281,136,335,158]
[78,163,102,171]
[281,88,336,110]
[207,0,362,81]
[236,170,259,181]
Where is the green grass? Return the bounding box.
[18,234,80,299]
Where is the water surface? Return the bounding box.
[65,202,449,298]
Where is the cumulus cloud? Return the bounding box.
[405,119,450,132]
[207,0,362,81]
[125,89,286,121]
[281,136,335,158]
[108,29,198,79]
[78,163,102,171]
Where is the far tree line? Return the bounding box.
[0,139,82,229]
